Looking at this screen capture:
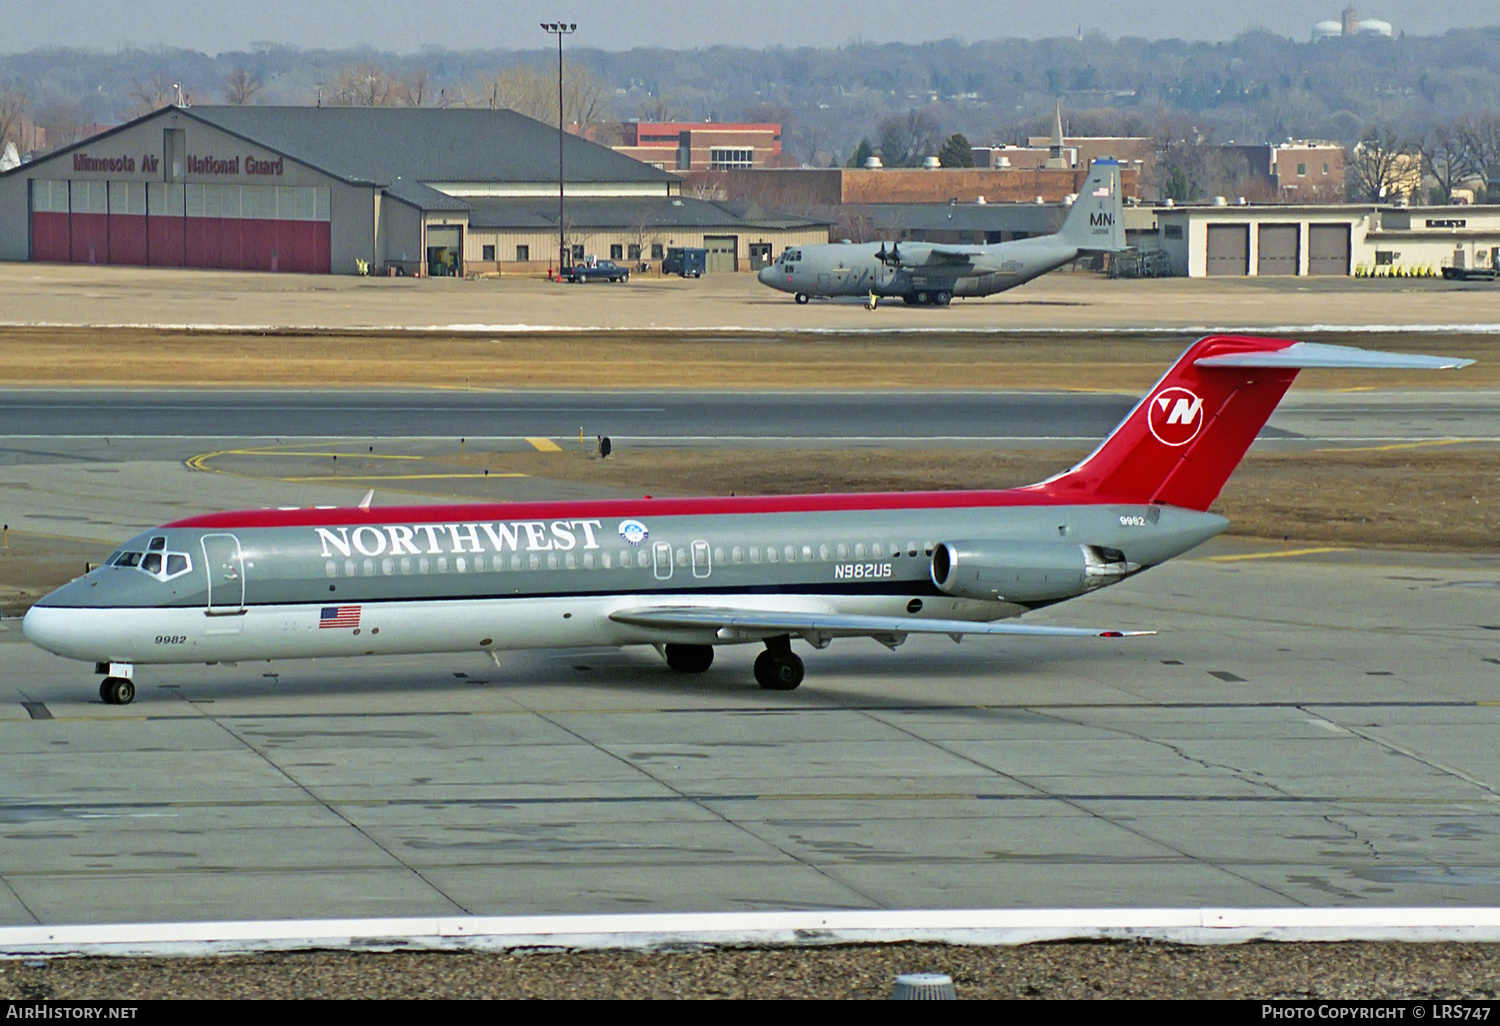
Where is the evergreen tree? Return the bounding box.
[938,133,975,168]
[847,138,873,168]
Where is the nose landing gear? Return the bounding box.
[100,677,135,705]
[95,661,136,705]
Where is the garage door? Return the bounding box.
[1257,224,1299,276]
[29,179,331,274]
[703,235,738,273]
[1205,225,1249,276]
[1307,224,1351,276]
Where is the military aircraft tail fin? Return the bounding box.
[1057,159,1126,252]
[1029,336,1471,511]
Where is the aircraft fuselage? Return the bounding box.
[757,237,1082,303]
[24,495,1223,667]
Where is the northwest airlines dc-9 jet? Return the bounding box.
[25,336,1468,705]
[757,159,1126,307]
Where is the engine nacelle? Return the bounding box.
[930,541,1139,604]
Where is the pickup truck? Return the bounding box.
[1440,265,1497,282]
[565,259,631,283]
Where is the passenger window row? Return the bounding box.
[319,540,928,579]
[324,548,658,578]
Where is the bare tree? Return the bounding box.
[1460,114,1500,199]
[1347,122,1422,201]
[223,66,263,105]
[399,68,433,107]
[638,93,676,122]
[628,205,664,268]
[1420,121,1483,202]
[331,64,400,106]
[0,83,26,149]
[833,206,879,243]
[465,64,609,132]
[1148,115,1244,201]
[129,72,178,115]
[683,177,728,201]
[876,108,940,167]
[33,101,92,150]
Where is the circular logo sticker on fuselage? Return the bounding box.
[1147,386,1205,447]
[619,519,649,546]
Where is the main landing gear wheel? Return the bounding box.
[794,292,810,304]
[934,290,952,306]
[754,650,805,691]
[664,643,714,673]
[914,290,930,305]
[100,677,135,706]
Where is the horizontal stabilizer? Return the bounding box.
[611,606,1151,640]
[1195,341,1473,371]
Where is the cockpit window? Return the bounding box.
[148,537,166,551]
[114,547,192,580]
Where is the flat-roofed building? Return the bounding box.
[611,122,783,171]
[1155,201,1500,277]
[1222,143,1347,202]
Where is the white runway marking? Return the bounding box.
[7,907,1500,957]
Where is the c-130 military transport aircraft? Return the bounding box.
[757,159,1126,307]
[25,335,1469,705]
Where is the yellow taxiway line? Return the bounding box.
[275,473,526,482]
[526,437,563,451]
[1204,546,1352,563]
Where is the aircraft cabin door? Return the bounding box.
[691,540,711,578]
[652,542,673,580]
[202,533,246,617]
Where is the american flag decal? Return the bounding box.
[1092,185,1111,197]
[319,605,361,629]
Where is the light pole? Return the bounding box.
[541,22,576,276]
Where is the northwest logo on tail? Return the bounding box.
[1147,387,1204,446]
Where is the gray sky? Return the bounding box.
[6,0,1498,53]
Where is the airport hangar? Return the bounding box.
[0,105,830,277]
[1154,201,1500,276]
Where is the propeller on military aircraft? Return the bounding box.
[876,241,903,266]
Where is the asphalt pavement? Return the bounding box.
[1,388,1496,443]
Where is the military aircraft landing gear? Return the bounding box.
[753,637,804,691]
[914,290,930,305]
[794,293,810,304]
[933,290,952,306]
[664,643,714,673]
[99,677,135,705]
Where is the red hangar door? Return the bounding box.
[30,180,332,274]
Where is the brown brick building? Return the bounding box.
[679,165,1139,210]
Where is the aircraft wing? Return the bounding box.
[910,244,986,265]
[610,605,1151,646]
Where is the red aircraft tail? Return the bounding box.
[1029,334,1470,512]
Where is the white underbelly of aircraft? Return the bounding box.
[24,593,1014,665]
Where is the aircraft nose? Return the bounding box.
[757,265,778,288]
[22,603,74,657]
